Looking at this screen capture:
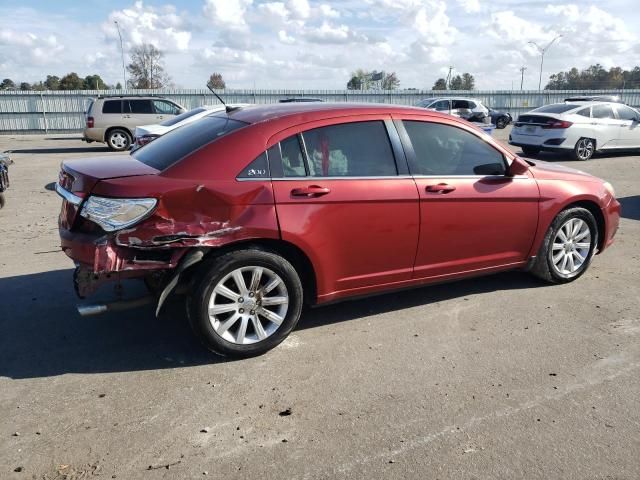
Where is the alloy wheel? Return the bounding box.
[110,132,128,149]
[207,266,289,345]
[550,218,592,276]
[576,138,594,160]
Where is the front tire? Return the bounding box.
[572,137,595,161]
[496,117,507,129]
[187,250,303,357]
[531,207,598,284]
[106,129,131,151]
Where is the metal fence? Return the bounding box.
[1,88,639,134]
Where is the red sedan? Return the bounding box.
[56,103,620,357]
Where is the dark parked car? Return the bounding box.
[56,103,620,357]
[488,108,512,129]
[279,98,323,103]
[0,152,11,209]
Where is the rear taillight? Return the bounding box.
[542,120,572,129]
[86,116,94,128]
[136,135,159,147]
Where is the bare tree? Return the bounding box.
[126,44,172,89]
[207,73,226,90]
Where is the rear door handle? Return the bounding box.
[425,183,456,194]
[291,185,331,197]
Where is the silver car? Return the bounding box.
[509,101,640,160]
[416,97,490,123]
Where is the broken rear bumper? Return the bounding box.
[59,226,188,297]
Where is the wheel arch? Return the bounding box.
[187,239,318,306]
[562,200,606,252]
[104,126,133,143]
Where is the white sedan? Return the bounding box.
[509,101,640,160]
[132,104,247,151]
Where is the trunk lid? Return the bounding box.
[58,155,159,230]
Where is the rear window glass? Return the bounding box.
[532,104,578,114]
[160,107,207,127]
[132,116,247,171]
[102,100,121,114]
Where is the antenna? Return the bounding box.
[207,85,236,113]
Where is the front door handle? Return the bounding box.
[291,185,331,197]
[425,183,456,194]
[123,115,131,119]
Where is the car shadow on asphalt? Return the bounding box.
[8,147,113,154]
[0,268,547,380]
[618,195,640,221]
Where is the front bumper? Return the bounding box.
[601,197,621,252]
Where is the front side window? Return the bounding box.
[615,105,639,121]
[154,100,180,115]
[431,100,450,111]
[127,99,154,114]
[590,105,615,119]
[301,121,397,177]
[403,121,506,176]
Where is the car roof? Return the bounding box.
[421,97,478,102]
[218,102,448,124]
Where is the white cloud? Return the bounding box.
[203,0,253,30]
[458,0,480,14]
[103,1,191,51]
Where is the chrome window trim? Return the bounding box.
[237,174,528,182]
[55,183,83,206]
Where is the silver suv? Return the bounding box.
[416,97,490,123]
[83,95,186,151]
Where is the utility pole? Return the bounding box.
[445,66,453,90]
[519,66,527,90]
[114,21,126,88]
[528,34,562,91]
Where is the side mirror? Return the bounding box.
[507,156,530,176]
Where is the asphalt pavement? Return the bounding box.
[0,128,639,479]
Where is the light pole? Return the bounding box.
[519,66,527,90]
[114,21,126,88]
[528,34,562,91]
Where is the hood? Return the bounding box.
[527,159,598,181]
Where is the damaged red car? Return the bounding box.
[56,103,620,357]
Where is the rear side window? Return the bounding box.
[592,105,615,119]
[452,100,470,109]
[280,135,307,177]
[153,100,180,115]
[238,152,270,179]
[132,116,247,171]
[102,100,122,114]
[403,121,506,176]
[576,108,591,117]
[301,121,397,177]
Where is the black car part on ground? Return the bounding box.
[0,153,11,209]
[488,109,512,129]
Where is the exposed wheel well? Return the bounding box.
[196,239,318,305]
[104,126,132,143]
[562,200,605,251]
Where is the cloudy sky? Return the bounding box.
[0,0,638,90]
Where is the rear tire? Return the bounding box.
[572,137,595,161]
[530,207,598,284]
[0,193,4,209]
[496,117,507,129]
[187,249,303,357]
[106,129,131,151]
[522,146,540,156]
